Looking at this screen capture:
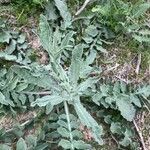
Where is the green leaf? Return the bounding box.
[57,119,68,128]
[35,143,48,150]
[61,31,74,48]
[0,31,11,43]
[5,39,16,54]
[15,83,28,92]
[58,139,71,149]
[54,0,71,27]
[116,95,136,121]
[0,91,14,106]
[45,1,58,20]
[6,76,19,91]
[78,77,98,93]
[69,44,83,87]
[73,140,91,149]
[119,129,133,147]
[0,52,17,61]
[16,138,27,150]
[85,25,98,37]
[11,65,59,89]
[133,34,150,43]
[83,36,93,44]
[130,94,141,107]
[72,130,82,138]
[17,34,26,44]
[0,144,11,150]
[110,122,122,135]
[26,135,37,148]
[132,3,150,18]
[136,85,150,98]
[39,15,52,55]
[74,100,103,145]
[31,95,64,107]
[57,127,70,138]
[85,50,97,65]
[18,94,27,105]
[0,91,6,105]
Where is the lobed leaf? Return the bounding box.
[74,100,103,145]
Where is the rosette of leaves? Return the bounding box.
[11,15,103,149]
[0,30,31,65]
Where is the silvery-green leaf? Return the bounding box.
[0,52,17,61]
[58,139,72,149]
[17,42,28,50]
[78,77,98,93]
[0,68,7,78]
[83,37,93,44]
[74,100,103,145]
[69,44,83,87]
[132,3,150,18]
[136,85,150,98]
[0,31,11,43]
[130,94,141,107]
[85,50,97,65]
[26,135,37,148]
[35,143,48,150]
[45,1,58,20]
[11,91,21,106]
[61,31,74,48]
[120,82,126,93]
[31,95,64,107]
[52,28,62,59]
[57,127,70,138]
[54,0,71,27]
[96,45,108,53]
[46,102,53,114]
[72,130,82,138]
[92,92,103,105]
[73,140,91,149]
[0,91,14,106]
[15,83,28,92]
[119,129,133,146]
[18,94,27,105]
[110,122,122,135]
[16,138,27,150]
[11,65,59,90]
[5,39,16,54]
[0,91,7,105]
[85,25,98,37]
[0,144,11,150]
[116,95,136,121]
[6,76,19,91]
[133,34,150,43]
[39,15,52,55]
[57,120,68,128]
[17,34,26,44]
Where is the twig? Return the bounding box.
[110,133,119,146]
[135,53,141,75]
[133,119,147,150]
[75,0,91,16]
